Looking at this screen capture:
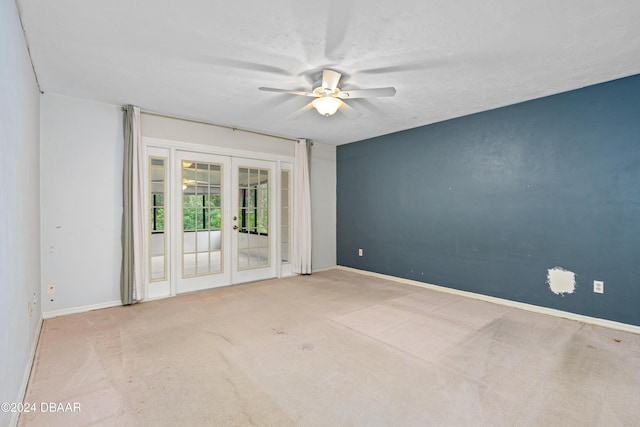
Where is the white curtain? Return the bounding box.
[293,138,312,274]
[121,105,145,304]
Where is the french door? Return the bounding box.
[147,149,281,298]
[174,151,230,293]
[231,158,277,284]
[173,151,277,294]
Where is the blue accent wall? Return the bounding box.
[337,74,640,326]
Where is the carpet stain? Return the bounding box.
[211,332,235,345]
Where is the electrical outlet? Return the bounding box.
[358,248,363,257]
[594,280,604,294]
[47,284,55,294]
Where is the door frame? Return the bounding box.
[142,137,295,300]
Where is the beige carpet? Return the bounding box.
[20,269,640,426]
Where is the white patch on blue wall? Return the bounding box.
[547,266,576,295]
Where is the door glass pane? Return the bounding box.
[183,232,196,252]
[210,231,222,251]
[237,166,270,271]
[258,208,268,234]
[183,208,196,231]
[196,251,209,275]
[183,253,196,276]
[208,187,221,207]
[182,160,224,277]
[197,229,210,252]
[258,247,269,266]
[149,157,167,281]
[281,170,290,264]
[196,208,205,230]
[249,169,259,186]
[238,233,249,270]
[210,253,221,273]
[239,168,248,187]
[209,164,221,186]
[209,208,221,228]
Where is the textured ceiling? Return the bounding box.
[16,0,640,145]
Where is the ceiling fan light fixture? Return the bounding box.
[312,96,341,116]
[259,68,395,119]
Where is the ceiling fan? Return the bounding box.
[258,69,396,118]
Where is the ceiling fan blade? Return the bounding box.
[337,87,396,99]
[209,58,294,76]
[287,101,315,120]
[258,87,317,97]
[337,100,360,118]
[322,69,342,91]
[324,0,353,61]
[358,61,438,75]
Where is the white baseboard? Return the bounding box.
[42,300,122,319]
[10,315,43,427]
[337,266,640,335]
[313,264,338,273]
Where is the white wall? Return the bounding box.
[0,0,42,424]
[142,114,294,157]
[310,142,337,270]
[40,94,123,315]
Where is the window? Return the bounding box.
[149,157,167,281]
[281,169,290,264]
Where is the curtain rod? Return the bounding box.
[122,107,301,143]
